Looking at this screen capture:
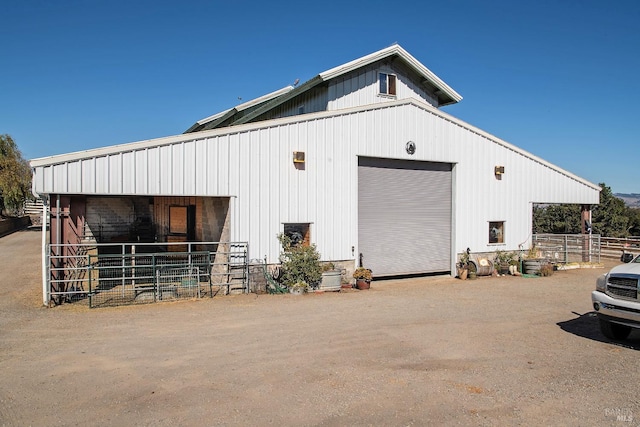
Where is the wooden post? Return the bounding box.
[581,205,591,262]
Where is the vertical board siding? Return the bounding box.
[327,62,439,111]
[183,140,196,195]
[67,161,81,193]
[148,147,160,194]
[259,86,329,121]
[109,154,122,194]
[32,101,599,264]
[194,139,207,195]
[95,157,107,193]
[85,158,96,193]
[135,150,148,194]
[122,151,135,194]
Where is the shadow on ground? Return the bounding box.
[557,311,640,351]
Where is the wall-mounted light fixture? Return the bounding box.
[494,165,505,178]
[293,151,305,164]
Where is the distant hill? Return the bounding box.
[615,193,640,208]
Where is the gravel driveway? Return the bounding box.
[1,229,639,426]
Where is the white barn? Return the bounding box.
[31,44,600,297]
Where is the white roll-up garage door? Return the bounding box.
[358,157,452,276]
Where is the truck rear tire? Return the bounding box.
[599,318,632,340]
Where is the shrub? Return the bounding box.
[494,250,515,265]
[277,233,322,288]
[539,263,554,277]
[321,262,336,272]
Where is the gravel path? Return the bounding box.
[1,229,639,426]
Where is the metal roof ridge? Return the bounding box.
[191,85,295,127]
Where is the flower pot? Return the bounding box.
[320,270,342,291]
[523,259,543,275]
[498,263,510,275]
[356,279,371,290]
[458,268,468,280]
[467,262,477,280]
[289,287,304,295]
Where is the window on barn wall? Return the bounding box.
[489,221,505,244]
[283,223,311,247]
[379,72,397,96]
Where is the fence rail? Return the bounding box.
[47,241,248,307]
[532,234,601,263]
[600,237,640,260]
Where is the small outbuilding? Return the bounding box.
[31,44,600,303]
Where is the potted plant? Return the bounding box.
[320,262,342,292]
[289,280,308,295]
[353,267,372,290]
[341,276,352,289]
[523,244,543,275]
[493,250,514,275]
[457,249,470,280]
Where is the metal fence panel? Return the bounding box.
[47,241,248,307]
[532,234,601,263]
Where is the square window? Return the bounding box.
[283,223,310,247]
[379,73,397,96]
[489,221,505,244]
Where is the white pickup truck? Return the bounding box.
[592,254,640,340]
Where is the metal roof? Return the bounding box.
[184,85,294,133]
[186,44,462,130]
[230,44,462,126]
[29,97,599,193]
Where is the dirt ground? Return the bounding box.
[1,229,639,426]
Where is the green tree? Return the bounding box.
[626,208,640,237]
[0,134,32,216]
[533,182,636,237]
[592,183,628,237]
[533,204,581,234]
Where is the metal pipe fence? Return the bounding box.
[600,236,640,259]
[532,234,601,263]
[47,241,248,307]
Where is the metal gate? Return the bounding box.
[47,241,249,307]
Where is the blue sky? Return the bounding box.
[2,0,639,193]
